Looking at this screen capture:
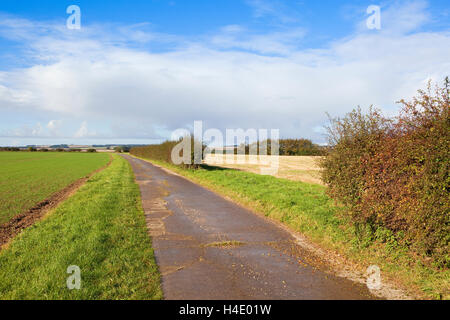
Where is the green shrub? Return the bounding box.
[131,136,203,169]
[321,79,449,266]
[87,149,97,153]
[238,139,325,156]
[0,147,20,152]
[279,139,326,156]
[321,106,392,220]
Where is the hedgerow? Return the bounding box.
[130,137,202,169]
[131,141,178,163]
[321,78,449,267]
[233,139,325,156]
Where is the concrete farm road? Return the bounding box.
[122,155,376,300]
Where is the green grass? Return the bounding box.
[0,155,162,300]
[203,241,245,248]
[0,152,110,224]
[137,157,449,300]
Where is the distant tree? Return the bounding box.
[87,148,97,153]
[234,139,325,156]
[50,144,69,149]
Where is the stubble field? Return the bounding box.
[203,154,324,184]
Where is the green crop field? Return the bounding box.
[0,155,161,299]
[0,152,110,224]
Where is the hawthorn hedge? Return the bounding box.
[321,79,449,266]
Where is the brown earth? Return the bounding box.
[0,156,112,249]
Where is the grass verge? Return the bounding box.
[0,155,162,300]
[135,156,448,300]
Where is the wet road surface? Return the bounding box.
[122,155,376,300]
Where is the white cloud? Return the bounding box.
[382,0,431,34]
[1,122,44,137]
[46,119,62,136]
[245,0,298,23]
[47,119,61,130]
[74,121,96,138]
[31,123,43,136]
[0,1,448,144]
[211,27,306,55]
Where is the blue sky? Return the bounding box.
[0,0,449,146]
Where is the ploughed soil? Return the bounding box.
[0,156,112,248]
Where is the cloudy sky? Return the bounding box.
[0,0,449,146]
